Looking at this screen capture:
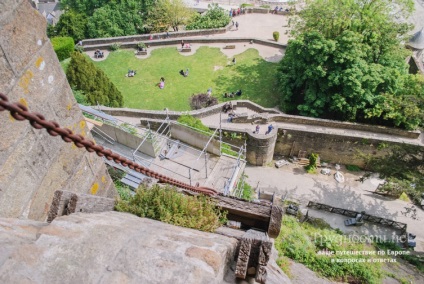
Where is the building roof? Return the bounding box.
[407,27,424,50]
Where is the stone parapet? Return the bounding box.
[246,129,277,166]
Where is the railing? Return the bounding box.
[307,201,407,232]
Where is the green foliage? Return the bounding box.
[74,45,84,53]
[221,143,239,158]
[115,184,227,232]
[305,153,318,173]
[92,47,279,110]
[273,31,280,41]
[177,115,212,134]
[241,181,254,201]
[48,10,88,42]
[72,89,88,105]
[109,43,121,51]
[377,142,389,151]
[86,0,145,38]
[66,52,124,107]
[186,4,231,30]
[107,165,126,181]
[260,5,271,8]
[346,164,361,172]
[276,216,384,283]
[51,37,75,61]
[375,241,424,273]
[145,0,194,32]
[137,42,147,49]
[240,3,253,8]
[115,181,133,202]
[277,0,423,130]
[60,0,112,16]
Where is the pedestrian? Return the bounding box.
[265,124,274,134]
[232,57,236,65]
[181,40,184,48]
[232,20,234,26]
[254,125,260,134]
[166,31,170,38]
[235,21,239,30]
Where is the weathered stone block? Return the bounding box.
[0,1,48,72]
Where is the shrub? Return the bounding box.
[190,93,218,110]
[51,36,75,61]
[346,164,361,171]
[74,45,84,53]
[240,3,253,8]
[177,115,212,134]
[72,89,88,105]
[137,42,146,49]
[115,185,227,232]
[305,153,318,173]
[273,31,280,42]
[66,52,124,107]
[186,4,231,30]
[109,43,121,51]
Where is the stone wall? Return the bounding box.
[0,0,115,221]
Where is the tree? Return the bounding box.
[66,52,123,107]
[145,0,193,32]
[60,0,112,16]
[186,3,230,30]
[278,0,424,129]
[49,10,88,42]
[86,0,145,38]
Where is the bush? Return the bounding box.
[66,52,124,107]
[115,185,227,232]
[186,4,231,30]
[51,37,75,61]
[177,115,212,134]
[240,3,253,8]
[273,31,280,42]
[137,42,146,49]
[190,93,218,110]
[305,153,318,173]
[72,89,88,105]
[109,43,121,51]
[74,45,84,53]
[346,164,361,171]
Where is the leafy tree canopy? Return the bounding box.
[66,52,123,107]
[186,3,231,30]
[86,0,145,38]
[48,10,88,42]
[278,0,424,130]
[145,0,194,32]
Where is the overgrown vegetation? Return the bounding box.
[346,164,361,172]
[51,37,75,61]
[304,153,318,173]
[177,115,212,134]
[278,0,424,130]
[66,52,124,107]
[190,93,218,110]
[186,4,231,30]
[276,216,384,283]
[241,180,254,200]
[272,31,279,41]
[376,241,424,273]
[115,184,227,232]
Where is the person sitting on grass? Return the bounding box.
[235,89,242,96]
[179,69,185,76]
[184,68,189,77]
[127,70,136,77]
[158,77,165,89]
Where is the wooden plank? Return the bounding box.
[235,238,252,279]
[47,190,77,223]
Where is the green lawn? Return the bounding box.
[92,47,280,111]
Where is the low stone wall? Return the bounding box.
[83,37,286,51]
[170,123,221,156]
[98,124,155,157]
[82,28,227,47]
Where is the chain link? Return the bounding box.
[0,93,217,196]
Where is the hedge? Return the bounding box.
[51,37,74,61]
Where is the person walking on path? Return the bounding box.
[232,57,236,65]
[235,22,239,30]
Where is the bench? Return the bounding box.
[223,45,236,49]
[181,48,191,52]
[136,50,147,55]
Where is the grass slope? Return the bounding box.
[93,47,279,110]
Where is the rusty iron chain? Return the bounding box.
[0,93,217,196]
